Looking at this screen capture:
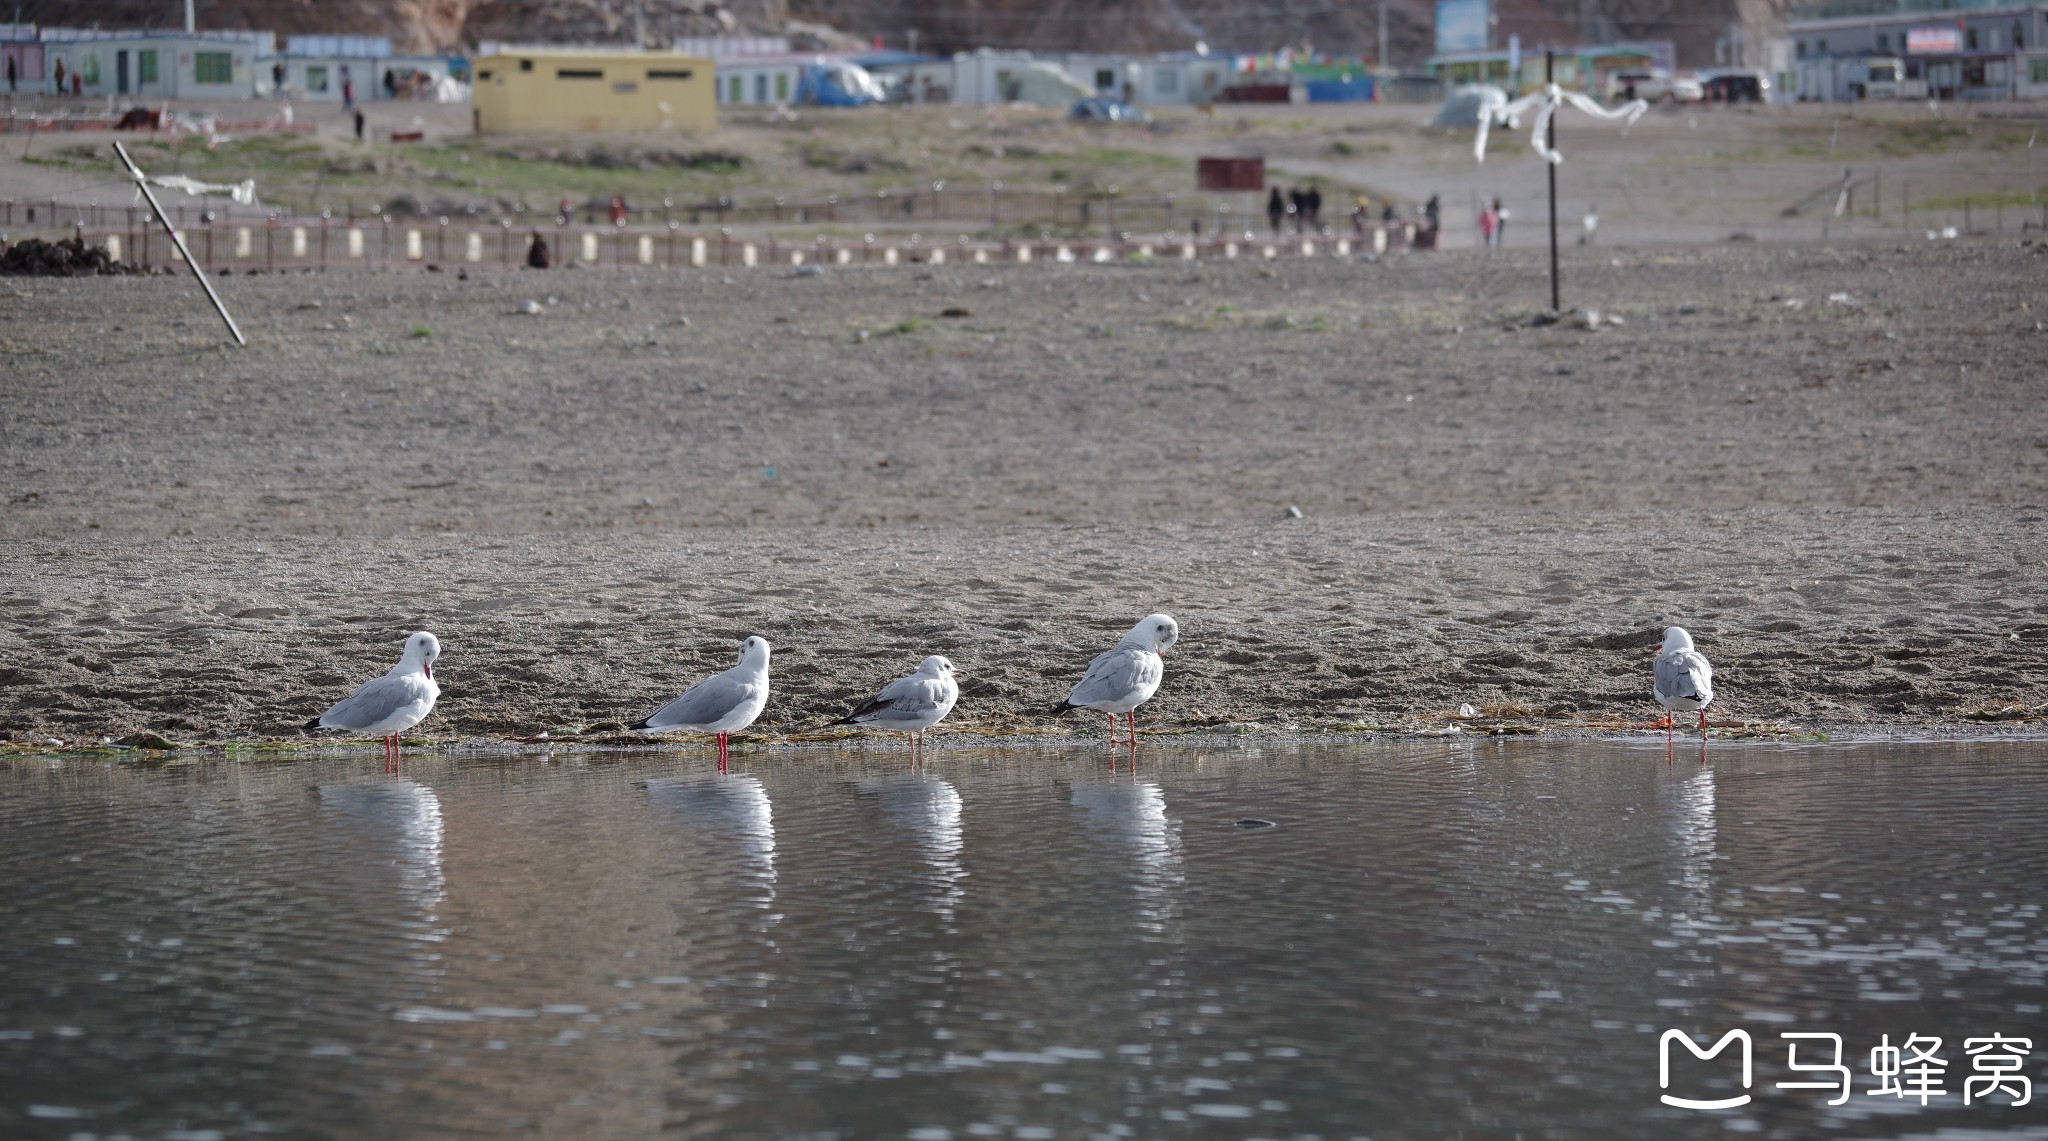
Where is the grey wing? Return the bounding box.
[643,671,756,729]
[1068,647,1159,707]
[320,674,427,731]
[847,676,949,724]
[1655,651,1712,701]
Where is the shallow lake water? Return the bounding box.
[3,740,2046,1140]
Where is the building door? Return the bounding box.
[117,50,129,94]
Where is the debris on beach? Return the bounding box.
[0,237,137,277]
[516,299,544,315]
[1283,504,1303,519]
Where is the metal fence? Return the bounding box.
[3,187,1389,246]
[18,215,1435,274]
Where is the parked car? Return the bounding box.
[1698,69,1771,103]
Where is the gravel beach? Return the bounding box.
[3,242,2044,745]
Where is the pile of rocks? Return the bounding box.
[0,237,137,276]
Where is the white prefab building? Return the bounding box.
[39,30,268,98]
[1050,52,1235,105]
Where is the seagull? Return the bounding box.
[1052,613,1179,745]
[829,654,963,758]
[631,636,772,768]
[305,631,442,771]
[1650,626,1715,741]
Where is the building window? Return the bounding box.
[2032,58,2048,83]
[557,68,602,78]
[1965,28,1977,50]
[306,65,328,92]
[1796,41,1806,58]
[775,72,788,100]
[1095,67,1114,89]
[728,74,741,101]
[1877,32,1889,52]
[647,69,692,79]
[138,50,157,84]
[518,58,533,71]
[1154,67,1179,95]
[81,52,100,85]
[195,51,232,84]
[1816,38,1827,54]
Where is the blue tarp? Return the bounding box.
[795,62,881,107]
[1304,75,1376,102]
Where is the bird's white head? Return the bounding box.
[1654,626,1694,654]
[738,635,772,669]
[920,654,964,679]
[1125,613,1179,656]
[404,630,441,679]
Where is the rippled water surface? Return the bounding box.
[4,741,2047,1140]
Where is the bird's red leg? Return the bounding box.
[1698,709,1708,736]
[1126,711,1137,745]
[1105,713,1118,744]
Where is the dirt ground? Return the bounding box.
[2,241,2046,746]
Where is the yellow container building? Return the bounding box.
[473,50,717,134]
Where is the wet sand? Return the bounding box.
[2,242,2044,745]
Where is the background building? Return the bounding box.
[472,49,716,132]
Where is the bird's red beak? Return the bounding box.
[425,663,434,680]
[1645,643,1661,653]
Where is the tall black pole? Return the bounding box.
[1546,50,1559,313]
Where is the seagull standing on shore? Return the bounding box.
[632,636,772,769]
[1052,613,1179,745]
[830,655,964,758]
[1651,626,1714,741]
[305,631,442,772]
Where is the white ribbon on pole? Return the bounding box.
[1473,83,1647,164]
[135,174,258,205]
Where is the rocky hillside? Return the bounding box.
[17,0,1781,66]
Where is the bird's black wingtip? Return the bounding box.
[626,717,652,732]
[1047,701,1075,717]
[302,717,324,732]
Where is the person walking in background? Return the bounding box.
[353,108,366,141]
[52,57,64,95]
[1424,194,1440,232]
[608,195,628,226]
[1305,184,1323,232]
[272,60,286,97]
[341,67,354,112]
[7,54,17,95]
[1492,198,1509,246]
[1266,187,1284,237]
[1287,186,1305,233]
[526,230,551,269]
[1478,199,1498,250]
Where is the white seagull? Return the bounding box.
[1651,626,1715,739]
[1052,613,1179,745]
[830,654,964,757]
[631,636,772,767]
[305,630,442,771]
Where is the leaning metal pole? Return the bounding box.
[111,140,247,347]
[1546,50,1559,313]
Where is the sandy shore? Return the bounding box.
[2,243,2044,745]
